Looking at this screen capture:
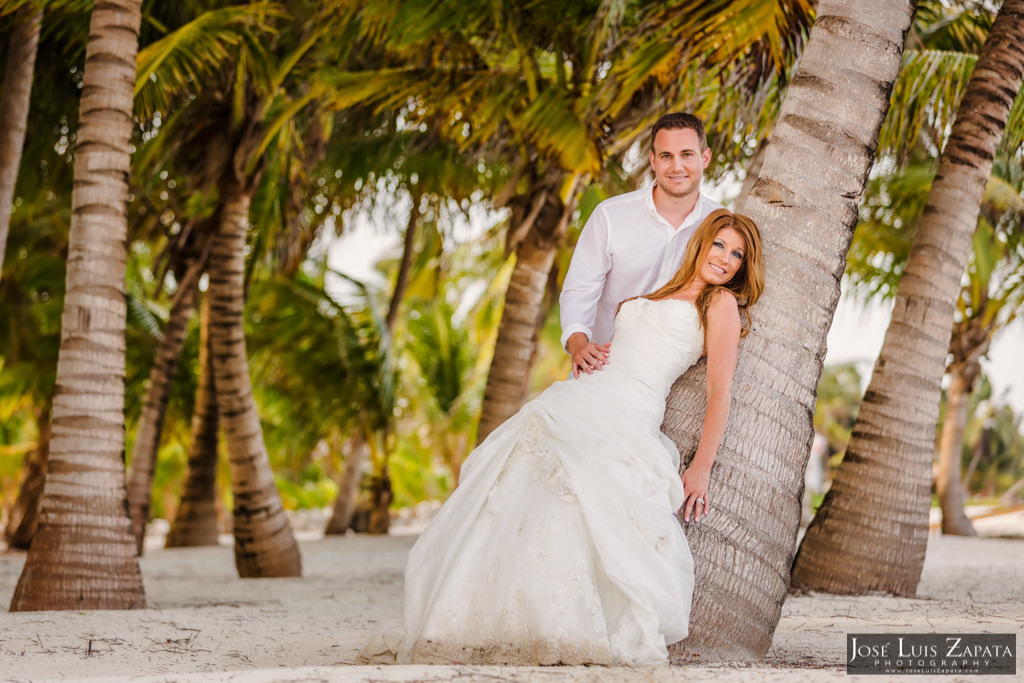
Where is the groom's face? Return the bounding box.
[649,127,711,200]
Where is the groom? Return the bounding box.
[560,112,723,378]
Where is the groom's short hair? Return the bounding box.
[650,113,707,151]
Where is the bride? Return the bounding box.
[363,208,764,666]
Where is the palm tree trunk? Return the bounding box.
[792,0,1024,596]
[385,197,420,333]
[127,277,199,554]
[165,293,221,548]
[3,407,50,549]
[476,173,575,443]
[661,0,916,660]
[325,432,369,535]
[367,460,392,535]
[10,0,145,612]
[934,366,977,536]
[0,5,42,285]
[208,178,301,577]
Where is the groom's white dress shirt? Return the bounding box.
[559,181,723,350]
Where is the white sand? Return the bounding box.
[1,514,1022,683]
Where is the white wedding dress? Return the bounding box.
[384,297,702,666]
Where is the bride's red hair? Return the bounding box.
[618,209,764,337]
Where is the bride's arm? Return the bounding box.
[680,291,740,522]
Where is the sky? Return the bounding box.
[327,196,1024,419]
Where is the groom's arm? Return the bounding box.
[560,207,612,377]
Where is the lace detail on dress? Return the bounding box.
[521,415,577,503]
[406,637,615,666]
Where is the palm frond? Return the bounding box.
[513,87,598,173]
[134,4,286,119]
[606,0,814,118]
[909,0,993,53]
[126,291,163,342]
[878,49,977,163]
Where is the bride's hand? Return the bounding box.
[680,464,711,523]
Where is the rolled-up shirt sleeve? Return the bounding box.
[559,206,611,352]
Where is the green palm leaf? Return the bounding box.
[513,87,598,173]
[134,4,286,118]
[879,49,977,163]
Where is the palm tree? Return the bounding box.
[165,293,221,547]
[933,173,1024,533]
[329,0,815,444]
[792,0,1024,595]
[10,0,145,611]
[0,2,43,284]
[208,168,301,576]
[659,0,917,660]
[246,267,398,533]
[404,295,486,483]
[931,156,1024,534]
[130,1,359,576]
[838,155,1024,536]
[126,265,201,553]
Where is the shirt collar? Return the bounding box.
[646,179,705,230]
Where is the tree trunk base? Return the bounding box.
[940,510,977,536]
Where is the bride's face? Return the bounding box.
[699,227,746,286]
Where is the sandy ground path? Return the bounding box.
[1,516,1022,683]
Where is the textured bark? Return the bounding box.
[166,294,221,548]
[935,368,978,536]
[934,315,987,536]
[208,179,301,577]
[662,1,916,660]
[476,173,574,443]
[367,465,392,535]
[325,433,369,535]
[3,408,50,549]
[792,0,1024,596]
[127,278,199,554]
[385,198,420,333]
[10,0,145,611]
[0,5,42,284]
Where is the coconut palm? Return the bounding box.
[0,0,86,543]
[10,0,145,611]
[658,0,917,660]
[247,267,398,532]
[323,0,815,444]
[165,293,221,547]
[792,0,1024,595]
[125,252,204,553]
[127,1,367,576]
[0,2,43,284]
[839,156,1024,536]
[924,172,1024,534]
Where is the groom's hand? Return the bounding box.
[567,333,611,378]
